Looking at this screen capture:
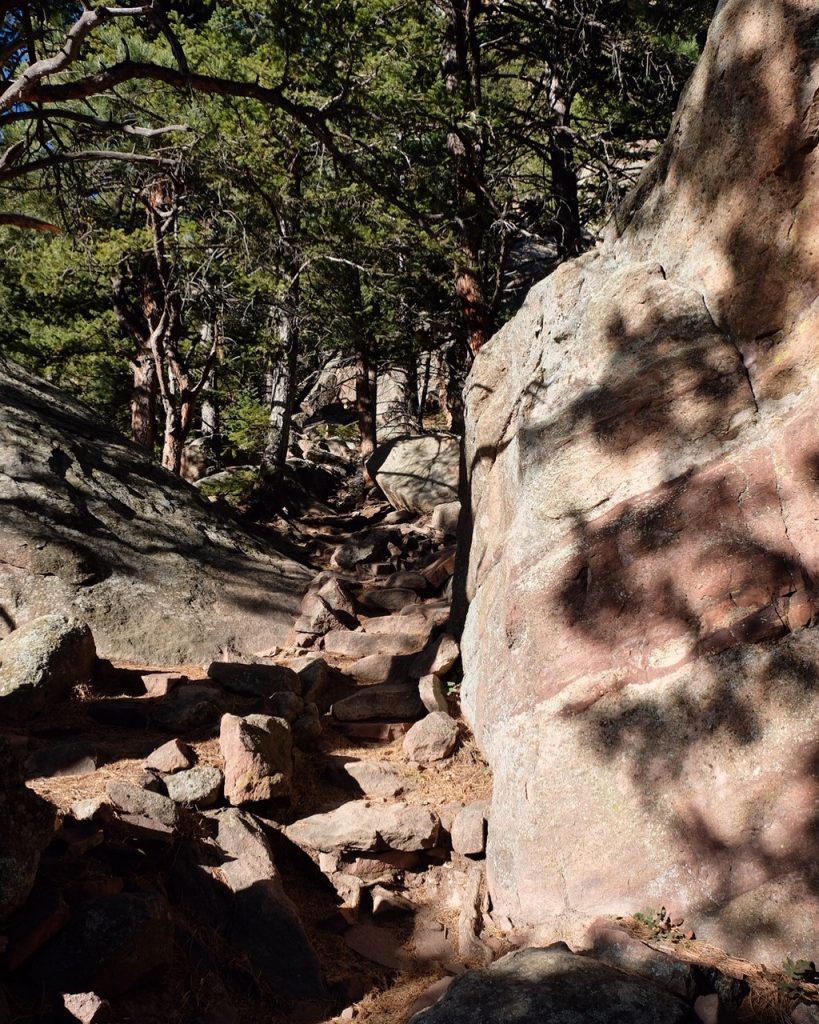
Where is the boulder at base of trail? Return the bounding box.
[0,360,310,663]
[367,433,460,514]
[0,614,95,719]
[410,945,696,1023]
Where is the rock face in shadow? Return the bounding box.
[410,945,695,1024]
[461,0,819,964]
[0,360,310,662]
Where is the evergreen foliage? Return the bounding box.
[0,0,714,474]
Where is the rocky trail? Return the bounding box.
[3,495,819,1024]
[0,498,500,1024]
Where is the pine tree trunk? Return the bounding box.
[131,351,157,450]
[199,324,219,444]
[356,338,378,481]
[549,72,581,258]
[262,302,299,476]
[161,409,184,473]
[455,265,491,354]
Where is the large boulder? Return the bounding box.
[410,945,695,1024]
[0,361,309,662]
[368,433,460,513]
[0,614,95,718]
[462,0,819,965]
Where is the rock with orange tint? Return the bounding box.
[462,0,819,965]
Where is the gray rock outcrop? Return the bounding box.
[461,0,819,964]
[0,360,309,662]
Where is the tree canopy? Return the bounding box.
[0,0,714,479]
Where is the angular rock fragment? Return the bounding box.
[404,712,459,763]
[346,653,400,686]
[24,742,97,779]
[372,885,415,916]
[220,713,293,805]
[62,992,112,1024]
[414,634,460,678]
[367,434,460,514]
[324,629,425,659]
[164,765,223,807]
[332,681,423,722]
[266,691,304,723]
[431,501,461,538]
[330,530,393,570]
[287,800,439,854]
[141,672,185,697]
[325,756,411,798]
[105,780,178,827]
[144,738,193,774]
[202,809,324,998]
[384,570,429,593]
[421,547,457,588]
[451,802,488,858]
[362,604,448,641]
[419,673,449,713]
[153,684,221,733]
[360,587,420,614]
[293,702,323,746]
[207,660,300,698]
[295,575,358,635]
[344,922,409,969]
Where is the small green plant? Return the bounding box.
[223,392,269,458]
[198,468,260,507]
[782,958,818,983]
[445,664,463,698]
[633,907,687,943]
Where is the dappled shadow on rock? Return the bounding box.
[460,0,819,963]
[0,359,311,665]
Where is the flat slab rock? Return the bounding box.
[287,800,440,854]
[410,945,696,1023]
[332,681,423,722]
[324,756,413,798]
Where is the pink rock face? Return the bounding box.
[462,0,819,965]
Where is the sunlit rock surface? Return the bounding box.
[462,0,819,963]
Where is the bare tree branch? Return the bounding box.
[0,211,61,232]
[0,107,190,137]
[0,5,156,114]
[0,147,175,182]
